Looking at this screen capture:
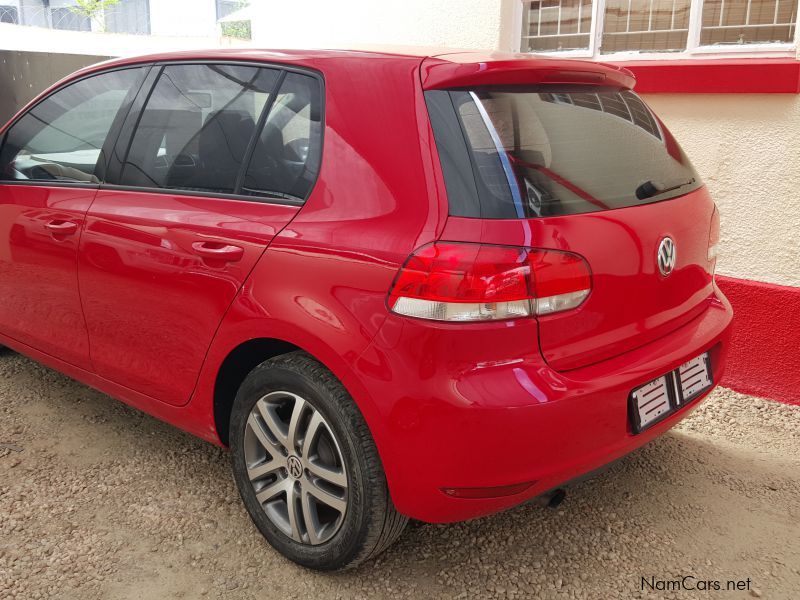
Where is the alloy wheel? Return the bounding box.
[243,391,349,545]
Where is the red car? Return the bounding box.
[0,48,732,570]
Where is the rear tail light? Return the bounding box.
[707,206,720,275]
[387,242,591,322]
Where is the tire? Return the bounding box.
[229,351,407,570]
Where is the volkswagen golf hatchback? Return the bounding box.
[0,48,733,570]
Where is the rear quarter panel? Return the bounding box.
[188,55,445,445]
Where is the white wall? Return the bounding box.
[149,0,218,38]
[644,94,800,287]
[250,0,514,50]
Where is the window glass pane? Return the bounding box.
[121,64,279,194]
[0,68,145,183]
[50,7,90,31]
[601,0,691,53]
[106,0,150,35]
[0,5,19,23]
[433,87,701,218]
[242,72,323,201]
[701,0,797,45]
[521,0,594,51]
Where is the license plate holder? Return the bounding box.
[629,351,712,434]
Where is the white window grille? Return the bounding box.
[519,0,799,58]
[701,0,796,45]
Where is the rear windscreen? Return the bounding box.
[426,87,702,219]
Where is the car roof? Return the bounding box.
[74,46,621,71]
[70,47,635,91]
[77,46,454,72]
[0,47,634,134]
[88,46,479,65]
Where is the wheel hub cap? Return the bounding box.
[287,455,303,479]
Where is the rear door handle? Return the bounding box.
[191,241,245,262]
[45,220,78,235]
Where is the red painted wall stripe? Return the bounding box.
[716,275,800,405]
[621,58,800,94]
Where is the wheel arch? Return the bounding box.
[209,330,385,453]
[213,337,301,446]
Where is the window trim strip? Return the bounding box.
[96,183,305,206]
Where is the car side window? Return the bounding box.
[0,68,146,184]
[241,72,323,201]
[119,64,280,194]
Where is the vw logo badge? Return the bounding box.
[657,237,676,276]
[287,455,303,479]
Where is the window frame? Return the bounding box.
[514,0,800,61]
[0,64,153,191]
[104,59,326,207]
[0,60,327,208]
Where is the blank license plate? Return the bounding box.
[677,353,713,402]
[630,352,712,433]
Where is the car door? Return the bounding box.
[78,63,323,406]
[0,67,148,369]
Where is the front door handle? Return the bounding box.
[191,241,245,262]
[45,220,78,235]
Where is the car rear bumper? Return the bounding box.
[353,286,733,523]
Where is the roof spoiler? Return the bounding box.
[421,55,636,91]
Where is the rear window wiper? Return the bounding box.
[635,178,696,200]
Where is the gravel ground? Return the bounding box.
[1,350,799,600]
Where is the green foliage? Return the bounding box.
[69,0,121,32]
[221,20,252,41]
[220,0,251,41]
